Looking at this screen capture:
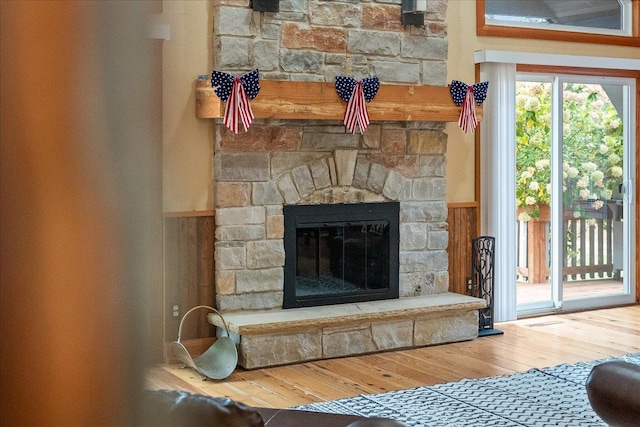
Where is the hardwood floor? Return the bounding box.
[145,305,640,409]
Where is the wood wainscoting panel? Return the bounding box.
[447,203,479,296]
[164,211,216,344]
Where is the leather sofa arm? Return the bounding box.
[256,408,406,426]
[139,390,264,427]
[586,360,640,427]
[141,390,407,426]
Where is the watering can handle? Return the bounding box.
[176,305,231,343]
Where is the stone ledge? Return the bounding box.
[208,293,486,369]
[209,292,485,335]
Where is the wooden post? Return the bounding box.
[526,205,550,284]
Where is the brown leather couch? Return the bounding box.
[585,360,640,427]
[140,389,406,427]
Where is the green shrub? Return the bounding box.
[516,82,623,221]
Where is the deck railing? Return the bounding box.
[516,202,622,283]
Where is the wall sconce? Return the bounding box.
[402,0,426,26]
[251,0,279,12]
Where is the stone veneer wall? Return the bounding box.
[212,0,451,312]
[214,0,448,83]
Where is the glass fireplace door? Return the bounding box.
[283,202,399,309]
[295,221,390,299]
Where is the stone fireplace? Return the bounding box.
[205,0,485,369]
[209,119,485,369]
[214,125,451,312]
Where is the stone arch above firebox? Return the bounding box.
[274,149,412,205]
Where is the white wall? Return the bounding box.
[155,1,213,212]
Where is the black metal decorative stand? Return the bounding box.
[469,236,503,337]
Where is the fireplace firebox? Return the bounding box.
[283,202,400,309]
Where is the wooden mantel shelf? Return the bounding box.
[196,79,482,123]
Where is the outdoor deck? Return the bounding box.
[517,279,625,305]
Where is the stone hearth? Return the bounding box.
[210,293,485,369]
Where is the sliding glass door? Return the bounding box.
[516,74,636,315]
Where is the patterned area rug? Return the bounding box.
[296,353,640,427]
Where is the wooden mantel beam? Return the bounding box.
[196,79,482,123]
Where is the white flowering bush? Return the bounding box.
[516,82,623,221]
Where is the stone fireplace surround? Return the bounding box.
[209,120,485,369]
[214,121,454,311]
[206,0,485,369]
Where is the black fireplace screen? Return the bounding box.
[283,202,399,309]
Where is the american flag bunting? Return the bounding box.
[335,76,380,134]
[211,69,260,134]
[449,80,489,133]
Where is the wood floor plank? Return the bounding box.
[316,356,418,393]
[520,319,640,354]
[262,364,365,402]
[145,305,640,409]
[355,352,456,386]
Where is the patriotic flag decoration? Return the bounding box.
[211,69,260,134]
[449,80,489,133]
[335,76,380,134]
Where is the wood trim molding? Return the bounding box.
[164,210,216,218]
[516,64,640,79]
[447,202,479,209]
[196,79,481,123]
[636,73,640,303]
[476,0,640,48]
[474,64,482,236]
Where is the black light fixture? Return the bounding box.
[251,0,279,12]
[401,0,426,27]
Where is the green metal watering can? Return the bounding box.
[171,305,238,380]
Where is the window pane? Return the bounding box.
[561,82,624,299]
[516,80,553,305]
[486,0,625,32]
[515,75,632,312]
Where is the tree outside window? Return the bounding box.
[516,81,623,222]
